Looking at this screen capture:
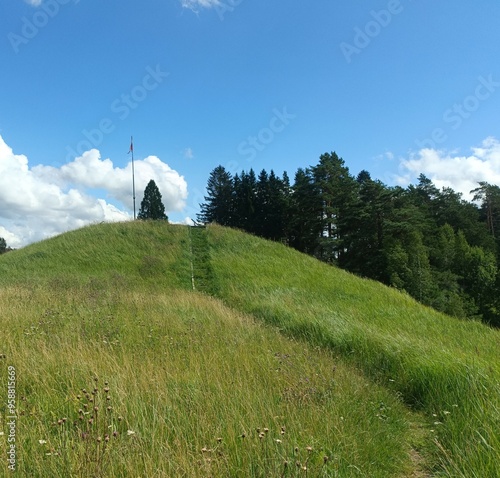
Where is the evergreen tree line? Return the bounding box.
[198,153,500,326]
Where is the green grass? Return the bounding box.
[0,222,420,477]
[206,224,500,477]
[3,220,500,476]
[0,221,190,291]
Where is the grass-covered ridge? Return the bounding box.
[0,222,419,477]
[1,221,499,476]
[206,225,500,477]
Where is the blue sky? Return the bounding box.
[1,0,500,246]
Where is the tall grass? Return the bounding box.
[0,222,420,477]
[206,225,500,477]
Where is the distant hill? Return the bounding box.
[1,221,500,477]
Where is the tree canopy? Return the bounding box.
[199,154,500,326]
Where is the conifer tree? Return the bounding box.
[198,166,233,225]
[138,180,168,221]
[312,152,358,263]
[289,168,323,255]
[233,169,257,233]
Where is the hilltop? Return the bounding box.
[1,221,500,477]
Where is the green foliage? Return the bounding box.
[0,237,6,254]
[288,168,323,254]
[312,152,358,263]
[197,166,233,226]
[199,156,500,325]
[138,179,168,221]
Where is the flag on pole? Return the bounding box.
[129,136,136,219]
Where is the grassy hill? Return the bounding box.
[1,221,500,477]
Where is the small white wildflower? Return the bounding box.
[39,439,47,445]
[127,430,135,436]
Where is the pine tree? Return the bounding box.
[138,180,168,220]
[311,152,358,263]
[267,170,288,241]
[254,169,271,237]
[342,171,392,280]
[233,169,257,233]
[289,168,323,255]
[198,166,233,225]
[471,182,500,241]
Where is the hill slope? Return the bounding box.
[1,221,499,476]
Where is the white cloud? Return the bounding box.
[181,0,221,12]
[183,147,194,159]
[24,0,42,6]
[395,137,500,200]
[0,136,188,248]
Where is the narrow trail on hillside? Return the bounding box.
[189,225,435,477]
[189,226,218,295]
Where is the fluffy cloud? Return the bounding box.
[24,0,42,6]
[395,137,500,200]
[0,135,187,248]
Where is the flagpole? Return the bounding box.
[131,136,136,220]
